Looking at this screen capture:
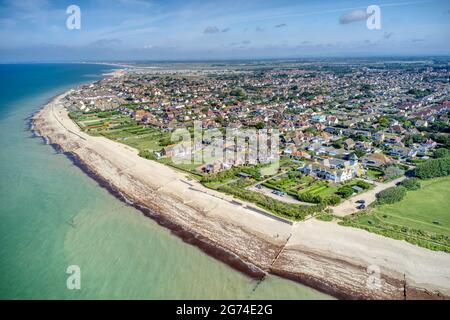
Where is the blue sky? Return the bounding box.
[0,0,449,61]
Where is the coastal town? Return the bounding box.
[64,61,447,207]
[4,0,450,304]
[32,59,450,300]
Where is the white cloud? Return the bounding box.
[339,10,370,24]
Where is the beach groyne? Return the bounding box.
[32,92,450,300]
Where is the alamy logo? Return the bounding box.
[367,5,381,30]
[366,264,382,290]
[66,5,81,30]
[66,265,81,290]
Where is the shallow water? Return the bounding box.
[0,63,331,299]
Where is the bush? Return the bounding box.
[297,192,322,204]
[325,194,342,205]
[413,157,450,179]
[218,185,324,220]
[433,148,449,159]
[201,167,239,183]
[316,214,334,222]
[383,165,405,181]
[336,185,354,198]
[376,186,407,204]
[356,180,372,190]
[139,150,156,160]
[399,178,421,190]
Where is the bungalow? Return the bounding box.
[343,138,355,150]
[385,136,402,145]
[311,114,326,123]
[326,115,339,125]
[134,109,147,122]
[355,141,372,152]
[283,144,297,156]
[314,122,326,131]
[389,147,417,159]
[361,153,393,167]
[373,132,385,142]
[161,145,176,157]
[421,138,437,149]
[390,124,405,134]
[415,120,428,127]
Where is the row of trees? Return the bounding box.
[413,157,450,179]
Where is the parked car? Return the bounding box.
[356,199,366,204]
[255,184,262,189]
[357,204,366,210]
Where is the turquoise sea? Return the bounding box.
[0,63,331,299]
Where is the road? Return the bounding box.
[332,176,407,217]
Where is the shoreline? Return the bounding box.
[31,90,450,300]
[53,144,268,281]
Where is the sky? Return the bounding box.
[0,0,449,62]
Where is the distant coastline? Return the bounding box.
[31,77,450,300]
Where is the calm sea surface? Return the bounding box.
[0,63,331,299]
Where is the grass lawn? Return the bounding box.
[366,168,383,180]
[341,176,450,252]
[372,177,450,236]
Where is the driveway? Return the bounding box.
[332,176,407,217]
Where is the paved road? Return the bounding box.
[332,176,407,217]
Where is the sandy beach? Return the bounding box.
[32,91,450,300]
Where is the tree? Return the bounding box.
[356,180,372,189]
[230,87,246,98]
[376,186,407,204]
[383,165,405,180]
[399,178,421,190]
[325,194,342,205]
[255,122,265,130]
[433,148,449,159]
[336,185,354,198]
[332,141,343,149]
[414,157,450,179]
[379,117,389,128]
[354,149,366,158]
[433,133,448,145]
[403,135,413,147]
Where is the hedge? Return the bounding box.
[399,178,421,190]
[297,192,322,204]
[375,186,407,204]
[413,157,450,179]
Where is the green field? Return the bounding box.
[372,177,450,235]
[341,176,450,252]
